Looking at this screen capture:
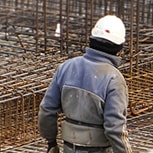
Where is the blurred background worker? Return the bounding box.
[38,15,133,153]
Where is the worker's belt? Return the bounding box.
[65,117,103,128]
[62,120,110,147]
[64,141,109,151]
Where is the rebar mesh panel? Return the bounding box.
[121,62,153,115]
[2,112,153,153]
[0,0,153,55]
[0,51,67,151]
[0,0,153,152]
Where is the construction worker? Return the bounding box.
[38,15,132,153]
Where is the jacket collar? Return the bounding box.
[84,47,122,68]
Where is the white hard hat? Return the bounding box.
[91,15,126,45]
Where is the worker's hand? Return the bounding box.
[47,140,59,153]
[47,145,59,153]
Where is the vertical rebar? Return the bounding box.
[60,0,63,55]
[15,0,18,7]
[141,0,145,24]
[28,89,37,140]
[104,0,108,15]
[129,0,134,75]
[66,0,70,54]
[129,0,134,114]
[18,91,26,143]
[15,98,19,143]
[90,0,94,31]
[32,91,37,140]
[43,0,47,53]
[109,0,113,14]
[136,0,140,70]
[35,0,39,52]
[118,0,124,18]
[85,0,89,48]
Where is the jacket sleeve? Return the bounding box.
[38,71,61,142]
[104,73,132,153]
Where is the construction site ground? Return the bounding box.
[2,111,153,153]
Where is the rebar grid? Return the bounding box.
[127,112,153,153]
[121,61,153,115]
[2,112,153,153]
[0,50,152,152]
[0,0,153,152]
[0,51,68,151]
[0,0,153,55]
